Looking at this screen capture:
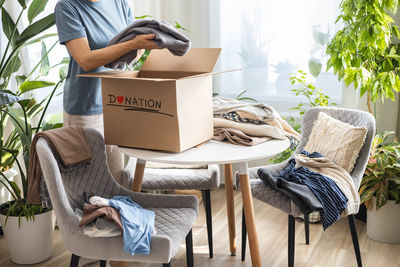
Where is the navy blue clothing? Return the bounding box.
[108,196,155,255]
[257,168,323,215]
[55,0,134,115]
[279,151,348,230]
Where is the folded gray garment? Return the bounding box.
[213,127,271,146]
[105,19,191,69]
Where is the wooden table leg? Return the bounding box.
[224,164,237,256]
[131,159,146,192]
[238,162,261,267]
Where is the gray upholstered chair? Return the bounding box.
[124,159,220,259]
[36,128,198,267]
[239,107,375,267]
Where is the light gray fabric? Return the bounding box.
[237,107,375,217]
[122,157,220,191]
[105,19,191,69]
[36,128,198,264]
[141,165,220,191]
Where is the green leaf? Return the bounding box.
[19,80,55,93]
[0,91,24,106]
[308,58,322,77]
[59,65,67,80]
[28,0,49,24]
[42,113,63,131]
[17,0,28,9]
[15,75,27,87]
[1,7,20,47]
[60,57,70,65]
[2,55,21,78]
[0,0,5,8]
[134,15,152,19]
[17,14,55,46]
[174,21,190,32]
[39,41,50,76]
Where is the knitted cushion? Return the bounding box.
[304,112,367,173]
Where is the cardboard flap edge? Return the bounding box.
[141,48,222,73]
[178,68,241,80]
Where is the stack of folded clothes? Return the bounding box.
[212,97,300,146]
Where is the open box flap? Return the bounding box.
[178,68,241,80]
[141,48,222,73]
[79,71,175,81]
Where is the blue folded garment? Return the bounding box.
[108,196,155,255]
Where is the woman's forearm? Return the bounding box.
[66,34,158,72]
[80,41,137,71]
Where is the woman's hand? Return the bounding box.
[129,34,160,50]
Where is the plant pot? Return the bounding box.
[367,197,400,244]
[0,209,54,264]
[0,168,18,205]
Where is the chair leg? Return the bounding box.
[288,215,295,267]
[304,213,310,245]
[163,262,171,267]
[241,206,247,262]
[348,215,363,267]
[202,189,213,258]
[99,260,106,267]
[70,254,80,267]
[186,229,194,267]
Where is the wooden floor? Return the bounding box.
[1,189,399,267]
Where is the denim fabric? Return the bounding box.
[108,196,155,255]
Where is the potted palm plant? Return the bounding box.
[0,0,66,264]
[359,131,400,243]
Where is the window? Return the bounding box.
[214,0,342,116]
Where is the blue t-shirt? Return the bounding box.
[55,0,134,115]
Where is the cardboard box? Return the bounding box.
[81,48,222,152]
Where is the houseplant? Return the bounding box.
[0,0,66,264]
[326,0,400,114]
[359,131,400,243]
[326,0,400,231]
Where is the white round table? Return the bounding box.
[119,138,290,267]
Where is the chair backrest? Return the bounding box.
[36,128,123,233]
[295,107,375,188]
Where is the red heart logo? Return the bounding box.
[117,96,124,104]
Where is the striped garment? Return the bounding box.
[279,151,348,230]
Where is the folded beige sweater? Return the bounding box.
[294,154,360,216]
[213,97,301,140]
